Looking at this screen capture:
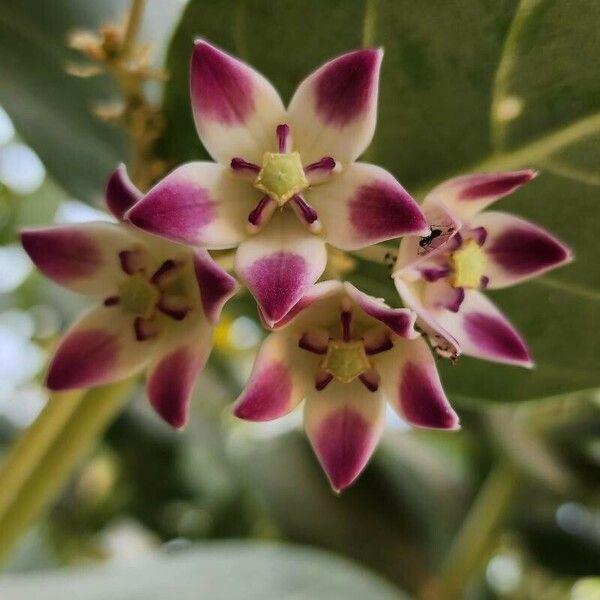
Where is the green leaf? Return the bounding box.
[0,1,129,203]
[160,1,599,401]
[491,0,600,185]
[0,542,406,599]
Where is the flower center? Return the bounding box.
[322,340,371,383]
[118,273,160,318]
[450,239,488,288]
[254,151,308,206]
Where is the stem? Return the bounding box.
[419,461,521,600]
[121,0,146,60]
[0,380,134,564]
[0,390,83,516]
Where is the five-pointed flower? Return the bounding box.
[393,170,572,366]
[127,40,428,327]
[21,165,237,428]
[233,281,459,492]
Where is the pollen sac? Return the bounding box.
[254,152,308,206]
[118,273,159,318]
[322,340,370,383]
[450,239,488,288]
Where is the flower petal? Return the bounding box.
[233,331,313,421]
[471,211,573,288]
[21,222,137,297]
[146,317,212,429]
[308,163,427,250]
[46,305,154,391]
[375,336,459,430]
[234,212,327,327]
[393,276,460,360]
[193,249,238,324]
[288,48,383,165]
[394,199,462,277]
[127,162,252,249]
[191,40,286,164]
[433,289,533,367]
[268,280,344,330]
[344,282,417,338]
[105,163,141,221]
[304,380,385,492]
[426,169,537,221]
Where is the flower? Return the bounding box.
[21,165,237,428]
[233,281,458,492]
[127,40,427,327]
[393,170,573,366]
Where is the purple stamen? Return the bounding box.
[151,259,177,285]
[341,310,352,342]
[276,123,291,153]
[364,335,393,355]
[420,266,451,282]
[231,157,260,173]
[315,370,334,391]
[480,275,490,288]
[134,317,159,341]
[298,332,328,354]
[119,249,145,275]
[359,371,379,392]
[304,156,336,173]
[470,226,488,246]
[248,195,273,227]
[103,295,120,306]
[292,195,318,224]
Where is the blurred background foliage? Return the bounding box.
[0,0,598,598]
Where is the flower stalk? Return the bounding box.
[419,460,521,600]
[0,380,134,564]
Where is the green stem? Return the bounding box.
[419,461,521,600]
[0,390,83,516]
[120,0,146,60]
[0,380,134,564]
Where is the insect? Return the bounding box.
[417,225,455,255]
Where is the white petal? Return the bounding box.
[191,40,286,164]
[288,48,383,165]
[304,379,385,492]
[308,162,427,250]
[234,211,327,327]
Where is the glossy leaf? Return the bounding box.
[0,542,406,599]
[159,0,599,402]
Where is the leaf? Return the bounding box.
[491,0,600,184]
[0,1,128,203]
[0,542,406,599]
[0,1,186,203]
[160,1,599,402]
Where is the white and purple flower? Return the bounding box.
[393,170,573,366]
[233,281,458,492]
[21,165,237,428]
[127,40,427,327]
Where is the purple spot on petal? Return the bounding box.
[315,408,372,491]
[46,329,120,390]
[148,346,201,429]
[445,287,465,313]
[246,252,308,324]
[349,181,427,242]
[194,250,237,323]
[234,361,293,421]
[191,42,254,125]
[464,311,530,364]
[105,165,141,220]
[458,170,535,201]
[129,181,216,244]
[315,49,380,126]
[21,228,102,284]
[400,362,457,429]
[487,226,569,276]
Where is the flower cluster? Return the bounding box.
[22,41,571,491]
